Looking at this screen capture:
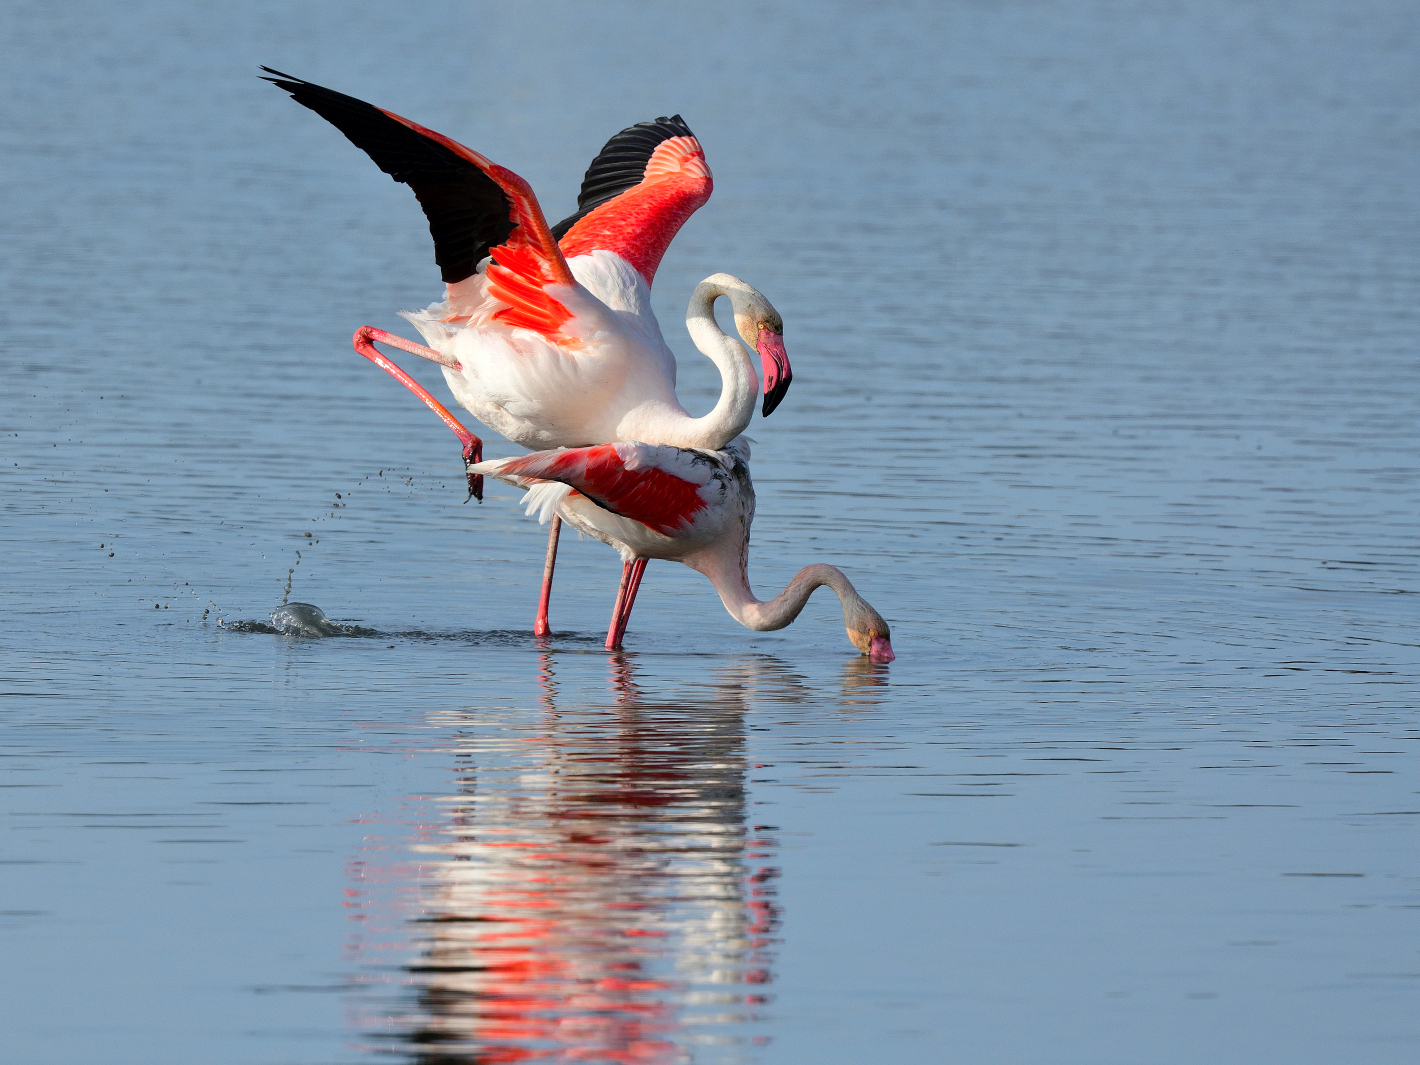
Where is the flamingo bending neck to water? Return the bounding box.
[265,70,793,632]
[474,440,895,662]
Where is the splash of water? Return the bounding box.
[269,602,351,637]
[280,550,301,607]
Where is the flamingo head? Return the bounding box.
[729,289,791,417]
[845,602,895,664]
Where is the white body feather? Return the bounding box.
[402,254,755,451]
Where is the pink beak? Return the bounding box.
[869,635,895,664]
[756,329,792,417]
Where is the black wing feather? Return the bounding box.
[261,67,514,284]
[550,115,695,242]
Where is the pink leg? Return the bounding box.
[354,325,462,370]
[533,515,562,638]
[352,327,483,500]
[607,558,648,651]
[606,561,634,651]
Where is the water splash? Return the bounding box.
[280,550,302,607]
[267,602,371,637]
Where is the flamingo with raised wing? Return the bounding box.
[352,337,893,660]
[265,71,793,633]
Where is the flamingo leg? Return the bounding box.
[606,558,648,651]
[352,327,483,501]
[533,515,562,638]
[606,561,633,651]
[355,325,462,370]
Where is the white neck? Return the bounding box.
[673,275,761,451]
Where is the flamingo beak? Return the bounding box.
[868,635,895,664]
[757,329,792,417]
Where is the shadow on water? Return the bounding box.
[347,652,792,1063]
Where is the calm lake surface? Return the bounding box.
[3,2,1418,1062]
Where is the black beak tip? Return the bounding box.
[762,373,792,417]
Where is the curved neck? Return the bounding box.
[693,544,864,633]
[678,278,760,450]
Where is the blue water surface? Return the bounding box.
[2,2,1417,1062]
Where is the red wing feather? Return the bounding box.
[495,444,709,535]
[373,109,577,336]
[263,70,578,340]
[552,118,713,286]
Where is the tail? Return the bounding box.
[469,455,576,524]
[521,482,574,524]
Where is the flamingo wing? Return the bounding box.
[551,117,713,286]
[478,443,719,536]
[263,69,577,338]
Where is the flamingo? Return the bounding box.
[264,70,793,634]
[471,439,896,662]
[348,336,893,661]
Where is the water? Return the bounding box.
[3,1,1418,1061]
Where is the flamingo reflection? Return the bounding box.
[352,654,782,1063]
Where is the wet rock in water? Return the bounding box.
[269,602,345,637]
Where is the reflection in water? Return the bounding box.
[839,659,891,711]
[351,655,783,1063]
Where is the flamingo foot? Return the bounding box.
[534,515,561,638]
[352,327,483,501]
